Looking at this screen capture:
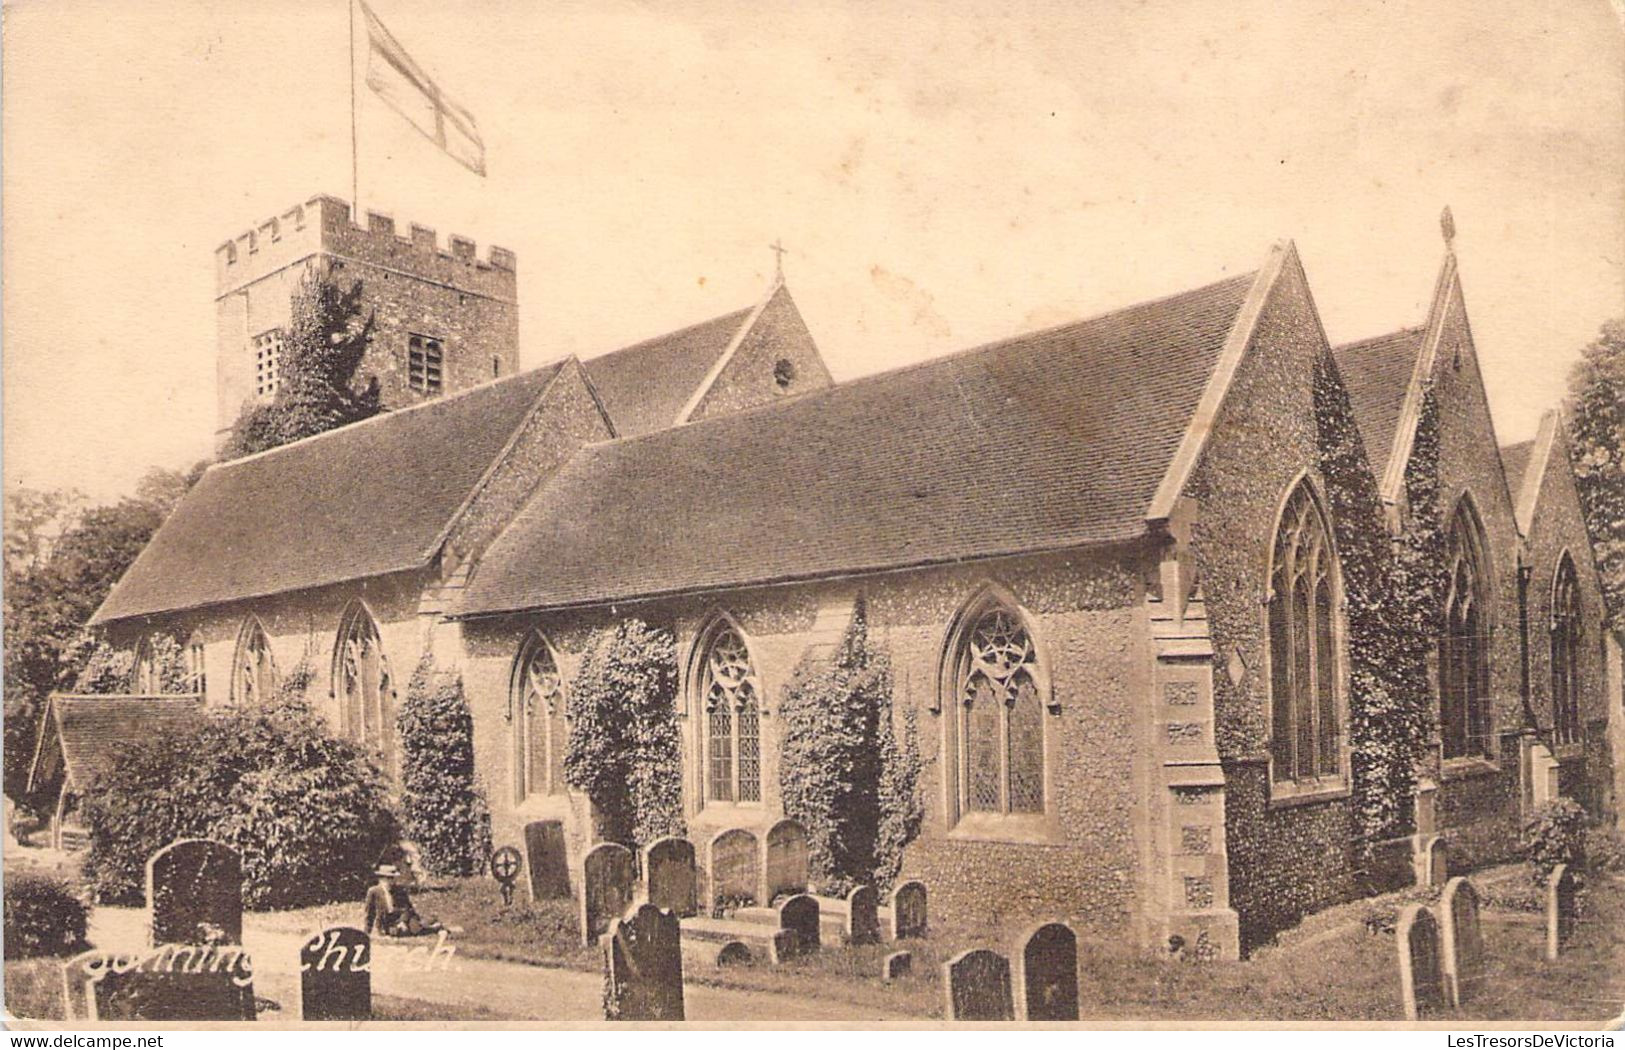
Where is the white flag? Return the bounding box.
[358,1,486,177]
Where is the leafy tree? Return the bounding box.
[223,265,380,459]
[778,598,919,894]
[398,652,491,876]
[564,619,684,849]
[1566,318,1625,630]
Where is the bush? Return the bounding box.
[79,668,398,908]
[399,653,491,877]
[1523,798,1588,887]
[564,619,684,850]
[70,639,134,694]
[1584,824,1625,875]
[3,874,88,959]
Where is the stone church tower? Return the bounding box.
[214,195,519,450]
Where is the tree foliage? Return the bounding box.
[564,619,685,850]
[1565,318,1625,630]
[778,598,920,894]
[398,652,492,876]
[223,265,380,459]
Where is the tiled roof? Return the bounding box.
[1501,439,1536,506]
[1332,326,1424,481]
[583,308,753,437]
[28,695,205,793]
[92,363,566,624]
[458,271,1258,615]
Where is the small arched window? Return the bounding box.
[231,617,277,706]
[1440,499,1492,760]
[185,633,207,697]
[334,603,396,774]
[694,618,761,804]
[944,591,1046,818]
[1267,479,1344,784]
[1551,555,1583,745]
[511,632,568,802]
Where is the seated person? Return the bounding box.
[364,864,444,937]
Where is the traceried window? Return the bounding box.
[695,620,761,804]
[231,617,277,705]
[1551,555,1583,746]
[253,329,284,399]
[946,594,1046,817]
[511,633,569,802]
[131,637,159,693]
[186,635,207,696]
[1267,480,1344,785]
[334,603,397,776]
[1440,500,1493,760]
[408,334,444,394]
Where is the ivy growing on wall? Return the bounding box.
[1314,358,1439,852]
[399,652,492,876]
[69,635,188,694]
[778,597,920,895]
[564,618,685,851]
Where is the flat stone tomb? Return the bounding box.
[524,819,571,900]
[147,838,243,946]
[891,880,928,939]
[61,945,256,1022]
[944,948,1014,1021]
[1395,903,1445,1020]
[1017,922,1079,1022]
[708,828,760,913]
[300,926,372,1021]
[644,836,698,918]
[580,842,637,946]
[1546,863,1577,961]
[603,903,685,1022]
[1439,877,1485,1008]
[762,818,810,903]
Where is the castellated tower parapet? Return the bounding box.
[214,195,521,449]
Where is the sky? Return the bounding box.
[4,0,1623,502]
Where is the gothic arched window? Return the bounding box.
[1267,480,1344,784]
[185,633,207,697]
[131,637,159,694]
[231,617,277,706]
[694,619,761,804]
[944,592,1047,818]
[1440,499,1493,760]
[334,603,396,775]
[1551,555,1583,745]
[511,632,568,802]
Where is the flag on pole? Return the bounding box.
[357,0,486,176]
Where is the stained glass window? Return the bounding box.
[513,635,568,801]
[1551,556,1582,745]
[698,622,760,804]
[954,600,1045,817]
[1440,502,1492,759]
[1267,481,1345,784]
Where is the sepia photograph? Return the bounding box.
[2,0,1623,1033]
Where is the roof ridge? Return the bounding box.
[1333,323,1428,353]
[581,302,757,365]
[209,361,566,472]
[568,268,1260,456]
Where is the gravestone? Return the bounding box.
[944,948,1014,1021]
[1420,834,1449,889]
[300,926,371,1021]
[846,884,881,946]
[146,839,242,946]
[490,846,523,906]
[580,842,637,945]
[61,946,255,1022]
[767,928,800,965]
[602,903,684,1021]
[644,836,698,917]
[524,820,571,900]
[778,894,821,955]
[708,828,760,913]
[1018,922,1079,1021]
[716,940,752,967]
[891,880,928,939]
[762,818,810,902]
[1395,903,1444,1021]
[1440,877,1485,1008]
[882,950,913,982]
[1546,863,1577,961]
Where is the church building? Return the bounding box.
[69,199,1623,959]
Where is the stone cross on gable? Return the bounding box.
[769,239,788,281]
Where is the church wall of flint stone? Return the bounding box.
[86,200,1621,960]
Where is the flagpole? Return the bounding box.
[349,0,360,217]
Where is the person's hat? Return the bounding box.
[375,864,401,877]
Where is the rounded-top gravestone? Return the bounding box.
[891,880,927,939]
[778,893,821,954]
[1439,877,1484,1009]
[708,828,760,914]
[845,884,880,946]
[644,836,698,917]
[146,839,243,947]
[1018,922,1079,1021]
[1395,902,1444,1020]
[763,818,810,902]
[300,926,371,1021]
[603,903,684,1021]
[580,842,637,945]
[944,947,1014,1021]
